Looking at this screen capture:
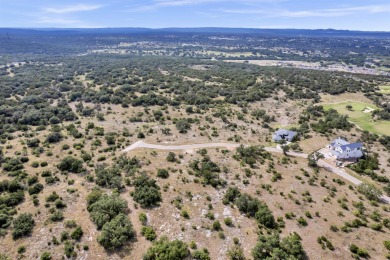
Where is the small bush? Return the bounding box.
[224,217,233,226]
[157,169,169,179]
[212,221,222,231]
[12,213,35,239]
[40,252,51,260]
[71,226,83,240]
[141,226,157,241]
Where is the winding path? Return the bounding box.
[122,141,390,204]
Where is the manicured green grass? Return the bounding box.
[378,85,390,94]
[322,101,390,136]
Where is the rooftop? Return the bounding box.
[340,142,363,151]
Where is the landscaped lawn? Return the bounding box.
[378,85,390,94]
[322,101,390,135]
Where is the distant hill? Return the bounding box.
[0,27,389,38]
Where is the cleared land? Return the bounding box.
[321,101,390,135]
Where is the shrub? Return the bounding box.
[54,199,66,209]
[65,220,77,228]
[46,192,60,202]
[71,226,83,240]
[132,175,162,208]
[192,248,211,260]
[224,187,241,203]
[252,233,305,260]
[357,248,369,257]
[31,161,39,168]
[28,183,44,195]
[350,244,359,253]
[297,217,308,227]
[181,209,190,219]
[141,226,157,241]
[40,252,51,260]
[175,119,191,133]
[357,183,383,201]
[157,169,169,179]
[228,245,246,260]
[64,242,75,258]
[95,165,122,189]
[12,213,35,239]
[139,212,148,225]
[370,223,382,231]
[81,153,92,162]
[49,211,64,222]
[57,156,84,173]
[166,152,177,162]
[97,213,135,250]
[45,132,63,143]
[224,217,233,226]
[384,240,390,251]
[255,205,276,229]
[88,194,127,229]
[17,245,26,254]
[143,236,190,260]
[212,221,222,231]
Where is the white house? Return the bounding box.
[329,137,364,161]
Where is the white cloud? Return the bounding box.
[33,16,102,28]
[129,0,283,12]
[43,4,103,14]
[223,4,390,18]
[34,17,83,25]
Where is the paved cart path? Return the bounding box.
[122,141,390,204]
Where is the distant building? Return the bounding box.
[329,137,364,161]
[272,129,297,142]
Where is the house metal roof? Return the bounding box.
[340,142,363,151]
[330,137,349,147]
[274,129,297,137]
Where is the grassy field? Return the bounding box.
[322,101,390,135]
[378,85,390,94]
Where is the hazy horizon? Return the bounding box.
[1,1,390,31]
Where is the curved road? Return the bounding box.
[122,141,390,204]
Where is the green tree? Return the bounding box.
[282,144,290,156]
[175,119,191,133]
[255,205,276,229]
[132,175,162,208]
[88,194,127,229]
[308,152,324,167]
[252,233,305,260]
[97,213,135,250]
[95,165,122,189]
[57,156,84,173]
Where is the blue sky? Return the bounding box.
[0,0,390,31]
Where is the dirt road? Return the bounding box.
[122,141,390,204]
